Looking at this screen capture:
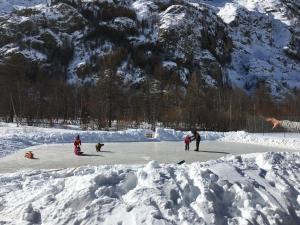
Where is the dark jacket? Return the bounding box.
[191,132,201,142]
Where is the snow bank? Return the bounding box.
[221,131,300,150]
[154,127,185,141]
[0,152,299,224]
[154,128,227,141]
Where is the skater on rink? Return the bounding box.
[74,135,83,155]
[184,135,191,151]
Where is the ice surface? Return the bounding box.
[1,123,300,158]
[1,140,296,173]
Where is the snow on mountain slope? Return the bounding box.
[203,0,296,24]
[201,0,300,98]
[222,5,299,97]
[0,0,48,14]
[0,0,299,98]
[0,152,299,224]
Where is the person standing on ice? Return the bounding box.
[191,130,201,151]
[266,117,300,131]
[184,135,191,151]
[74,135,83,155]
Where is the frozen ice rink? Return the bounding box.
[0,141,296,173]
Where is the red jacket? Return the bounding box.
[184,136,191,144]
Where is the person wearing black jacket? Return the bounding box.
[191,130,201,151]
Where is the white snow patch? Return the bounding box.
[179,67,189,85]
[132,0,159,21]
[217,3,238,24]
[0,0,48,14]
[0,152,299,224]
[160,6,186,30]
[0,44,47,61]
[162,60,177,70]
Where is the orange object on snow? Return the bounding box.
[25,151,34,159]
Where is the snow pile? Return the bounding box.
[221,131,300,150]
[154,127,185,141]
[0,152,299,224]
[154,128,228,141]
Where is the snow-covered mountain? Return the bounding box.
[0,0,299,98]
[209,0,300,98]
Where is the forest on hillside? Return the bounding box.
[2,56,300,132]
[1,0,300,132]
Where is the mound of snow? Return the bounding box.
[0,152,299,224]
[220,131,300,150]
[154,127,185,141]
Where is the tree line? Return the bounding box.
[1,53,299,132]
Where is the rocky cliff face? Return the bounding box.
[283,0,300,62]
[0,0,299,98]
[208,0,300,98]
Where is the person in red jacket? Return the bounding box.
[74,135,83,155]
[25,151,34,159]
[184,135,191,151]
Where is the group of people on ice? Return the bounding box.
[184,130,201,151]
[182,117,300,152]
[72,117,299,156]
[23,117,300,159]
[73,130,202,156]
[73,135,104,155]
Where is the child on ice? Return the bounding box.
[25,151,34,159]
[184,135,191,151]
[74,135,83,155]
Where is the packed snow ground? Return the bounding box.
[1,123,300,224]
[1,123,300,157]
[0,152,300,224]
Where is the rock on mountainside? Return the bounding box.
[0,0,299,98]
